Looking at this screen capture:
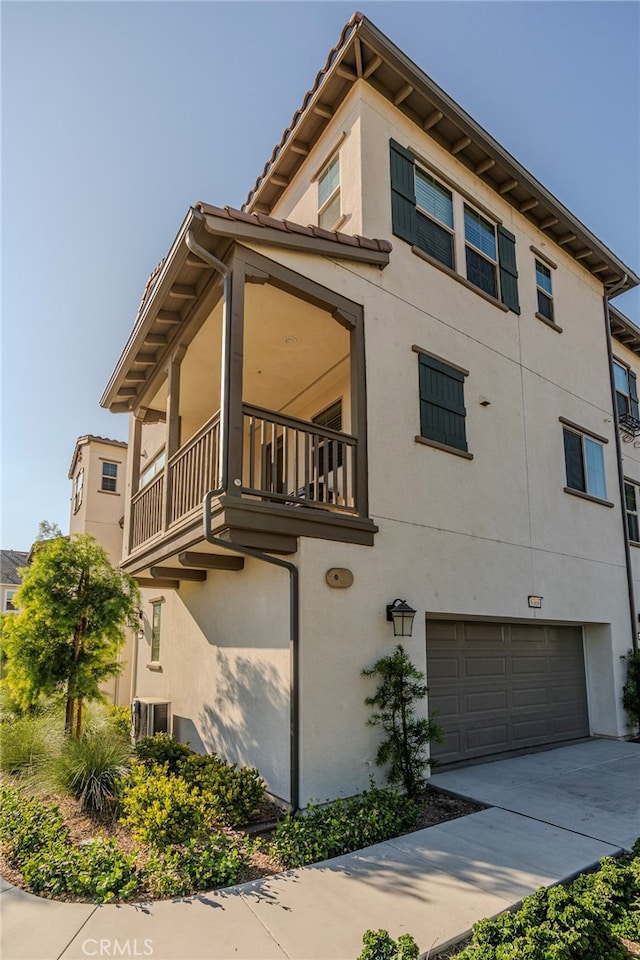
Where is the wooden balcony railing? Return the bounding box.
[128,405,359,553]
[243,403,357,513]
[168,412,220,525]
[130,473,164,550]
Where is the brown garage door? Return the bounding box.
[427,620,589,765]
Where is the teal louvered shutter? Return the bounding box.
[497,225,520,314]
[419,355,468,452]
[629,371,639,419]
[563,429,585,492]
[390,139,416,245]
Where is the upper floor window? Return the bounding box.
[625,481,640,543]
[613,360,639,421]
[318,154,340,230]
[5,590,17,612]
[417,351,469,455]
[562,425,607,501]
[72,468,84,514]
[535,260,554,322]
[464,205,498,299]
[389,139,520,313]
[101,461,118,492]
[151,600,162,662]
[415,170,454,269]
[141,449,166,489]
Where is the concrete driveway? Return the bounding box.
[430,738,640,851]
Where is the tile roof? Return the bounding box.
[68,435,128,478]
[195,202,392,254]
[1,550,30,586]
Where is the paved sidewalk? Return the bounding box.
[2,740,637,960]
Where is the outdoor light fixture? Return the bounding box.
[386,599,417,637]
[528,596,543,609]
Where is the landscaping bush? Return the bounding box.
[50,731,131,817]
[453,844,640,960]
[144,833,256,898]
[178,753,266,827]
[0,784,67,863]
[133,733,192,774]
[21,837,141,902]
[119,763,206,846]
[0,713,60,779]
[269,782,418,868]
[357,929,420,960]
[105,704,132,741]
[622,649,640,733]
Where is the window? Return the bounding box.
[72,468,84,514]
[140,449,166,489]
[613,361,639,420]
[151,601,162,662]
[418,352,468,453]
[318,154,340,229]
[101,461,118,492]
[464,205,498,299]
[389,139,520,313]
[625,481,640,542]
[563,427,607,500]
[535,260,554,322]
[5,590,17,612]
[415,169,454,269]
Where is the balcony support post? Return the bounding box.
[227,253,246,496]
[163,345,186,530]
[123,414,143,559]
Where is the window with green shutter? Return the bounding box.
[625,481,640,543]
[418,353,468,452]
[562,427,607,500]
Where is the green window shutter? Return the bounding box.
[629,371,639,419]
[390,139,416,245]
[563,428,585,492]
[497,225,520,314]
[419,355,468,452]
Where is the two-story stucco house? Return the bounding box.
[68,435,132,705]
[101,14,639,808]
[0,550,30,615]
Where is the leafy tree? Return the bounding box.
[1,535,139,737]
[362,644,443,798]
[622,649,640,734]
[35,520,63,541]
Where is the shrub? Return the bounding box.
[120,764,206,846]
[105,704,132,741]
[133,733,192,774]
[0,784,67,863]
[21,838,141,902]
[269,782,418,868]
[51,732,131,817]
[178,753,266,827]
[0,713,60,778]
[454,845,640,960]
[622,649,640,732]
[144,833,255,898]
[358,929,420,960]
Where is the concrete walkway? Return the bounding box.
[2,740,638,960]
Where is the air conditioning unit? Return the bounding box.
[130,698,171,742]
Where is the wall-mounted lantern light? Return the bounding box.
[528,596,543,608]
[386,599,416,637]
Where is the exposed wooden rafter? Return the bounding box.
[157,310,182,324]
[313,103,333,119]
[179,551,244,571]
[499,179,518,195]
[169,284,197,300]
[423,110,443,131]
[394,82,413,106]
[451,135,471,156]
[150,566,207,582]
[475,157,495,175]
[362,54,382,79]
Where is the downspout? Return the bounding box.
[604,274,638,652]
[188,228,300,811]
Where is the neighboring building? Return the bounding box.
[100,13,639,807]
[68,435,132,705]
[0,550,29,613]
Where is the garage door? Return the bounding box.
[426,620,589,765]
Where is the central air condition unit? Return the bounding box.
[130,698,171,742]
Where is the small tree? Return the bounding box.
[1,535,139,737]
[362,644,443,798]
[622,649,640,735]
[35,519,63,541]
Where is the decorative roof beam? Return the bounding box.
[290,140,310,156]
[575,248,592,261]
[185,255,209,268]
[135,353,157,365]
[451,135,472,155]
[118,387,138,397]
[558,233,576,246]
[270,173,289,188]
[179,551,244,571]
[475,157,495,175]
[169,284,197,300]
[539,215,559,230]
[125,371,147,382]
[499,179,518,195]
[394,82,413,106]
[520,198,539,213]
[423,109,443,131]
[157,310,182,324]
[362,54,382,79]
[591,264,610,275]
[354,37,363,77]
[135,577,179,589]
[146,333,168,345]
[313,103,333,119]
[150,566,207,582]
[336,63,357,82]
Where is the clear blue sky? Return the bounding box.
[2,1,639,550]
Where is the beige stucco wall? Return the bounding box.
[121,80,636,803]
